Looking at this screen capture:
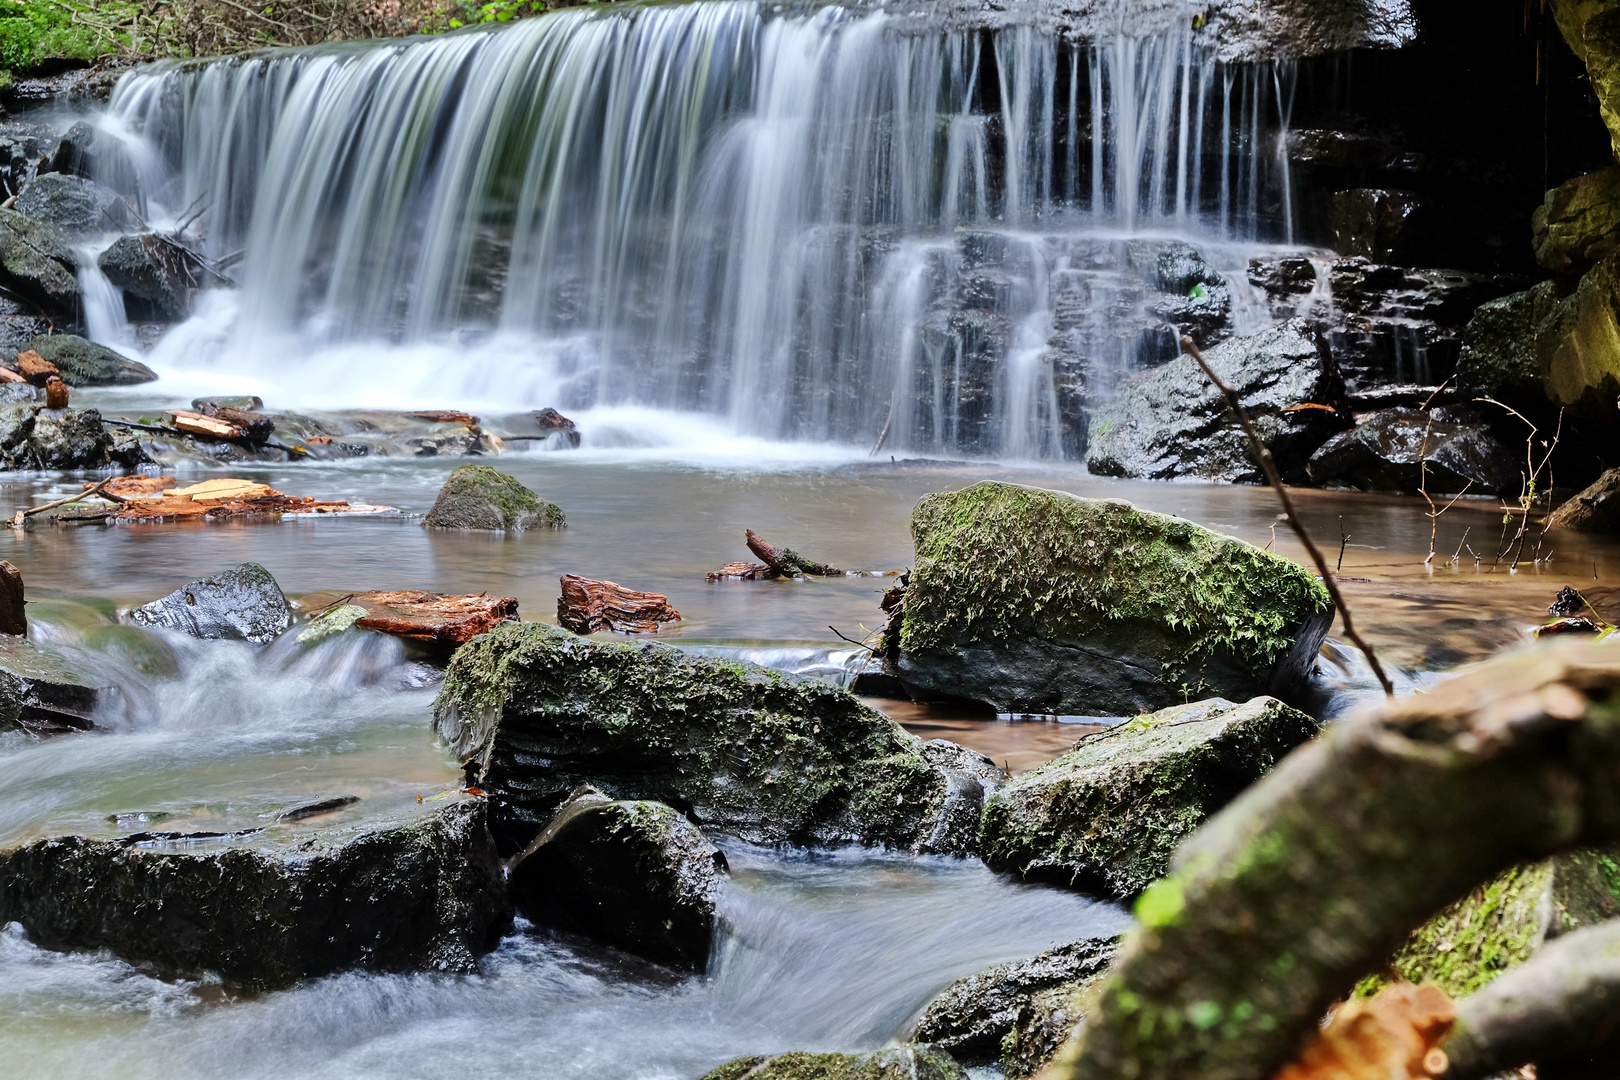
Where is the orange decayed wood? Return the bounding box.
[352,590,519,645]
[1272,983,1456,1080]
[15,350,57,386]
[557,574,681,634]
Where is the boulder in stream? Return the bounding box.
[508,785,725,970]
[433,621,1002,855]
[0,800,510,990]
[13,172,127,237]
[1533,165,1620,274]
[891,482,1334,716]
[23,334,156,387]
[423,464,564,531]
[912,936,1118,1077]
[96,234,202,321]
[1547,468,1620,532]
[698,1047,967,1080]
[1306,406,1520,495]
[129,563,292,644]
[977,696,1320,898]
[1085,319,1345,483]
[0,208,79,318]
[0,636,112,734]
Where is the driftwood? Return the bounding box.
[198,403,275,442]
[0,560,23,635]
[744,529,842,577]
[14,350,57,386]
[43,376,66,409]
[557,574,680,634]
[1054,640,1620,1080]
[352,590,518,646]
[165,409,242,439]
[12,476,125,528]
[707,561,771,581]
[405,410,479,426]
[1275,982,1455,1080]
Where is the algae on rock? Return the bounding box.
[423,464,564,531]
[698,1047,967,1080]
[895,482,1333,715]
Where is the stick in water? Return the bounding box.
[1179,335,1394,697]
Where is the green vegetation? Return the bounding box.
[0,0,108,72]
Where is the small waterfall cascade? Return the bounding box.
[92,0,1300,458]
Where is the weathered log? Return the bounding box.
[352,590,518,646]
[14,349,57,385]
[707,561,771,581]
[744,529,842,576]
[164,409,243,440]
[405,410,479,426]
[43,374,66,409]
[0,560,23,635]
[198,402,274,443]
[557,573,680,634]
[1443,919,1620,1079]
[1053,640,1620,1080]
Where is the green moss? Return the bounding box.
[695,1049,966,1080]
[899,482,1330,673]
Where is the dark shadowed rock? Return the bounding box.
[0,636,113,734]
[1126,238,1232,347]
[1307,406,1520,495]
[1547,468,1620,532]
[0,208,79,318]
[423,464,564,531]
[25,334,155,386]
[1456,281,1571,400]
[698,1047,967,1080]
[978,697,1320,898]
[0,801,509,990]
[14,172,127,237]
[433,621,1002,855]
[23,407,112,469]
[47,120,100,179]
[913,937,1118,1075]
[129,563,292,644]
[1248,256,1318,296]
[1085,319,1345,484]
[97,235,188,321]
[1533,166,1620,274]
[893,482,1334,716]
[508,785,725,970]
[1328,188,1426,264]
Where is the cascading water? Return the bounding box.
[88,1,1298,458]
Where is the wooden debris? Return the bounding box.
[77,475,380,524]
[0,560,24,635]
[14,476,124,527]
[1534,616,1601,637]
[0,367,24,384]
[351,590,518,646]
[557,574,681,634]
[15,350,57,385]
[198,402,275,442]
[405,410,479,426]
[43,375,66,409]
[1274,983,1456,1080]
[164,409,243,439]
[707,561,771,581]
[164,478,276,502]
[95,475,176,498]
[744,529,843,577]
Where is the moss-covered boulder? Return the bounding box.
[509,785,725,971]
[978,697,1319,898]
[14,173,127,238]
[130,563,292,644]
[25,334,157,387]
[698,1047,966,1080]
[423,464,563,531]
[0,801,510,990]
[894,482,1333,716]
[433,621,1002,855]
[0,208,78,321]
[912,936,1117,1077]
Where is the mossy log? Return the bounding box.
[1054,640,1620,1080]
[744,529,841,576]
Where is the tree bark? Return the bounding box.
[1052,640,1620,1080]
[557,574,680,634]
[0,560,24,635]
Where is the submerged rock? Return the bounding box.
[508,785,725,970]
[0,208,79,318]
[698,1047,966,1080]
[1085,319,1345,483]
[893,482,1334,716]
[913,936,1118,1076]
[978,697,1320,898]
[433,621,1001,855]
[1547,468,1620,532]
[14,172,126,237]
[1306,406,1520,495]
[0,801,510,990]
[423,464,564,531]
[24,334,156,387]
[294,603,370,646]
[0,636,112,734]
[129,563,292,644]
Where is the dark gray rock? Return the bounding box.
[508,785,725,970]
[1456,281,1570,400]
[1547,468,1620,533]
[1328,188,1426,264]
[25,334,155,386]
[423,464,564,530]
[0,208,79,318]
[433,621,1002,856]
[129,563,292,644]
[0,801,510,990]
[96,235,190,321]
[1086,319,1346,484]
[14,173,127,237]
[23,407,111,470]
[912,937,1118,1074]
[1307,406,1521,495]
[1248,256,1319,296]
[0,134,40,200]
[193,395,263,412]
[978,697,1320,898]
[0,637,113,734]
[1127,239,1232,347]
[698,1047,967,1080]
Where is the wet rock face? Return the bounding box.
[96,236,191,322]
[0,208,79,318]
[698,1047,967,1080]
[1328,188,1427,264]
[433,621,1002,855]
[1547,468,1620,532]
[0,801,511,990]
[129,563,293,644]
[1085,319,1346,484]
[978,697,1320,898]
[1534,166,1620,273]
[0,636,112,734]
[1456,281,1571,400]
[894,482,1334,716]
[1307,406,1520,495]
[24,334,156,386]
[508,786,725,970]
[423,464,564,531]
[23,407,114,470]
[1536,245,1620,417]
[912,937,1118,1076]
[13,172,127,237]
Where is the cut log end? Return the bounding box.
[558,574,680,634]
[0,559,24,635]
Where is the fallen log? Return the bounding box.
[14,349,57,386]
[0,560,23,635]
[405,410,479,426]
[164,409,243,440]
[707,561,771,581]
[743,529,842,577]
[557,574,680,634]
[352,590,518,646]
[1051,640,1620,1080]
[0,367,23,384]
[13,476,124,528]
[198,402,274,443]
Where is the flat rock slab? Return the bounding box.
[978,696,1321,898]
[352,590,518,646]
[129,562,292,643]
[0,801,509,989]
[433,621,1001,855]
[699,1047,967,1080]
[0,636,113,734]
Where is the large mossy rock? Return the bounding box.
[25,333,156,386]
[0,208,79,318]
[14,173,126,237]
[423,464,563,531]
[1085,320,1344,484]
[508,785,725,971]
[1547,467,1620,531]
[698,1047,966,1080]
[893,482,1334,716]
[1533,166,1620,273]
[433,621,1002,855]
[912,936,1118,1077]
[0,801,510,990]
[1306,406,1521,496]
[978,697,1320,898]
[129,563,292,644]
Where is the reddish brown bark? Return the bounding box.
[557,574,681,634]
[14,350,57,386]
[404,410,479,426]
[353,590,519,645]
[43,376,67,409]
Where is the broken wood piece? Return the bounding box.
[557,574,680,634]
[43,375,66,409]
[1275,982,1456,1080]
[15,350,57,386]
[198,403,275,443]
[744,529,842,576]
[351,590,518,646]
[707,561,771,581]
[95,475,176,499]
[17,476,123,525]
[405,410,479,426]
[163,478,275,502]
[164,410,243,440]
[0,560,24,635]
[0,367,24,384]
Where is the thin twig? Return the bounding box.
[1181,336,1394,697]
[13,477,125,528]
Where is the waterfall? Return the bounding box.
[94,1,1298,458]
